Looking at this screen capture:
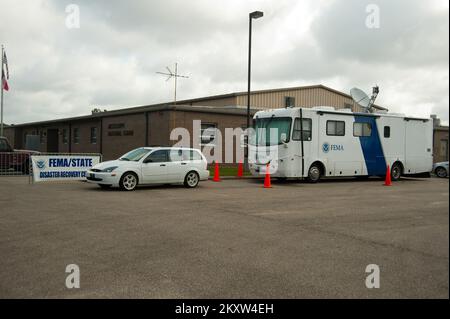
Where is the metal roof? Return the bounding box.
[9,104,261,127]
[7,84,388,128]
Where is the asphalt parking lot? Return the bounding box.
[0,176,448,298]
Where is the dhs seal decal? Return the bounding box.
[322,142,344,153]
[36,160,46,169]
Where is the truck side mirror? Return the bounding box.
[280,133,287,144]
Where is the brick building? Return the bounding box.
[3,84,389,161]
[431,115,449,163]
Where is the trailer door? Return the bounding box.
[404,119,433,174]
[354,116,387,176]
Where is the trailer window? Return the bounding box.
[384,126,391,138]
[353,122,372,137]
[293,118,312,141]
[326,121,345,136]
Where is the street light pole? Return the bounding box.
[245,11,263,163]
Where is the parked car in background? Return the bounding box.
[433,161,449,178]
[0,136,39,174]
[86,147,209,190]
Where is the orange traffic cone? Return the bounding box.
[237,161,243,178]
[213,162,221,182]
[263,163,272,188]
[384,165,392,186]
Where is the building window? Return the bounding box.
[39,130,46,144]
[123,130,134,136]
[284,96,295,108]
[73,128,80,144]
[62,129,68,144]
[90,127,97,144]
[108,131,122,136]
[200,123,217,145]
[326,120,345,136]
[108,123,125,129]
[353,122,372,137]
[384,126,391,138]
[292,118,312,141]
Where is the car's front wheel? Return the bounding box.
[184,171,199,188]
[119,172,138,191]
[435,167,448,178]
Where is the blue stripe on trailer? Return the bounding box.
[354,115,387,176]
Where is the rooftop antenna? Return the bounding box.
[156,63,189,105]
[350,85,380,113]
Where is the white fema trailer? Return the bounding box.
[248,87,433,182]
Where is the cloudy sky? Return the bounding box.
[0,0,448,125]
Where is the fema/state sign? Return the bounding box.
[31,155,101,182]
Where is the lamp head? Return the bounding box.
[250,11,264,19]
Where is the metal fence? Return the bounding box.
[0,152,31,176]
[0,153,103,179]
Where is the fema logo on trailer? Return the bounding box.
[36,160,46,169]
[322,142,330,153]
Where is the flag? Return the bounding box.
[2,74,8,91]
[2,50,9,91]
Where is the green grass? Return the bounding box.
[208,166,251,177]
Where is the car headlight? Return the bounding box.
[101,166,118,172]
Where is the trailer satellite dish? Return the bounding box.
[350,86,379,113]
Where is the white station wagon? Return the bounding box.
[86,147,209,191]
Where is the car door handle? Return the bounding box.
[160,164,166,167]
[181,162,187,165]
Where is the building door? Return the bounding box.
[441,139,449,161]
[47,129,59,153]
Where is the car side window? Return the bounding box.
[0,139,9,152]
[182,150,202,161]
[169,149,183,162]
[192,150,202,160]
[144,150,168,163]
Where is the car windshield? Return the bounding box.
[119,148,151,161]
[249,117,292,146]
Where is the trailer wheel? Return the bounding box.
[307,164,322,183]
[391,162,402,181]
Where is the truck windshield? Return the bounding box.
[249,117,292,146]
[119,148,152,161]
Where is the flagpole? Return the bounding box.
[1,44,4,137]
